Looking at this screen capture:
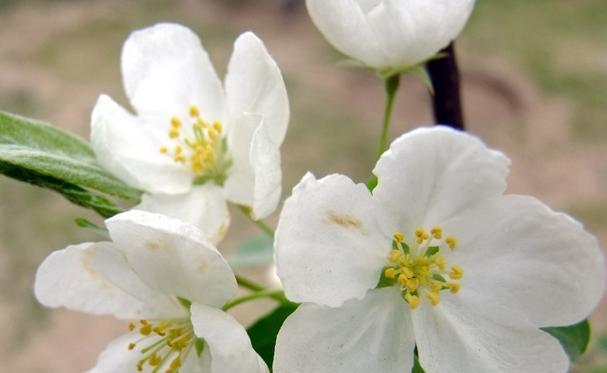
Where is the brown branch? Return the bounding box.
[425,42,465,130]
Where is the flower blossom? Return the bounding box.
[273,127,605,373]
[91,23,289,243]
[35,210,268,373]
[306,0,476,72]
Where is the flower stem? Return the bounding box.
[237,205,275,237]
[376,73,401,159]
[222,289,289,311]
[236,275,289,304]
[236,275,265,292]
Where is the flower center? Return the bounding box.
[127,318,203,373]
[159,104,231,184]
[381,227,463,310]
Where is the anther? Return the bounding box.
[393,231,404,242]
[389,250,402,263]
[449,266,464,280]
[189,105,200,118]
[140,323,152,336]
[427,291,440,306]
[170,116,182,128]
[404,293,420,309]
[446,236,457,250]
[447,281,461,294]
[434,256,446,270]
[431,227,443,239]
[406,278,419,292]
[384,267,397,279]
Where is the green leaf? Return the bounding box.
[247,303,298,368]
[0,160,122,217]
[543,319,590,362]
[228,235,274,269]
[0,111,141,201]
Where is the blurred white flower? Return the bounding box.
[306,0,476,72]
[35,210,268,373]
[273,127,605,373]
[91,23,289,243]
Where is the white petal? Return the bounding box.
[136,184,230,244]
[249,122,282,219]
[273,287,415,373]
[306,0,474,69]
[121,23,225,128]
[224,113,258,210]
[86,333,144,373]
[306,0,389,67]
[412,289,569,373]
[106,210,237,308]
[34,242,183,320]
[275,173,392,307]
[224,114,282,219]
[91,95,192,194]
[373,126,510,234]
[370,0,475,68]
[444,195,606,327]
[190,303,268,373]
[225,32,289,145]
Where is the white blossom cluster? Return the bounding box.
[32,1,605,373]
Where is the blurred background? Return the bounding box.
[0,0,606,371]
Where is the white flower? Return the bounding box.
[273,127,606,373]
[34,210,268,373]
[306,0,476,72]
[91,23,289,243]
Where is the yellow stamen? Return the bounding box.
[404,293,420,309]
[450,265,464,280]
[431,226,443,239]
[170,116,182,128]
[140,323,152,336]
[384,267,397,279]
[389,250,402,263]
[406,278,419,292]
[446,236,457,250]
[447,281,461,294]
[427,291,440,306]
[435,255,446,270]
[386,228,463,310]
[189,105,200,117]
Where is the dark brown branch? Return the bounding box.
[425,42,465,130]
